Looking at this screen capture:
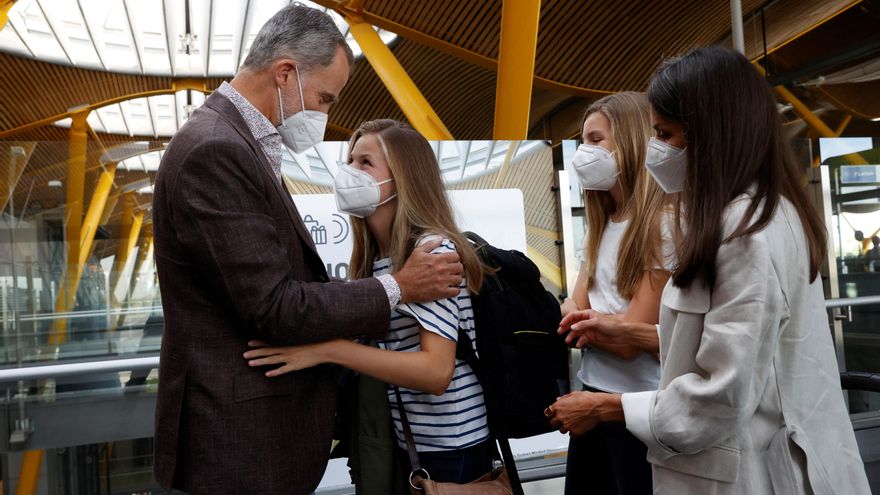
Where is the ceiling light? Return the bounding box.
[179,32,199,55]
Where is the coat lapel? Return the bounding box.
[203,92,322,263]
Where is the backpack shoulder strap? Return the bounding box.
[463,231,488,247]
[456,329,525,495]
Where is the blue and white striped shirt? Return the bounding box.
[374,236,489,451]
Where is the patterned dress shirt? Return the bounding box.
[217,82,283,182]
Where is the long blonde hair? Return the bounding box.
[347,119,491,293]
[582,92,669,299]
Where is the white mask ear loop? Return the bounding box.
[277,86,286,128]
[376,177,397,208]
[295,63,307,114]
[375,177,396,207]
[376,193,397,207]
[277,64,303,128]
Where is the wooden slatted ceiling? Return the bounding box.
[534,0,756,90]
[1,0,867,141]
[286,180,332,195]
[739,0,861,61]
[331,39,561,140]
[365,0,768,91]
[759,3,880,121]
[0,50,228,133]
[0,54,168,131]
[330,37,498,139]
[762,4,873,70]
[365,1,500,57]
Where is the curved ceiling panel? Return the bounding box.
[0,0,397,77]
[0,0,875,142]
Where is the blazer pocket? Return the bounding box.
[233,371,294,402]
[662,284,711,314]
[765,427,834,495]
[648,444,741,484]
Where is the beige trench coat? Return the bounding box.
[621,194,871,495]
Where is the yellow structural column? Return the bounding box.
[50,110,89,345]
[109,193,134,296]
[0,1,16,30]
[16,450,43,495]
[774,84,837,137]
[110,195,144,297]
[774,84,866,165]
[345,16,453,140]
[110,206,144,330]
[754,65,866,165]
[492,142,518,189]
[526,246,563,289]
[493,0,542,140]
[78,162,117,268]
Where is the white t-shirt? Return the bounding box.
[577,216,675,393]
[374,236,490,452]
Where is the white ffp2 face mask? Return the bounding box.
[645,137,687,193]
[571,144,619,191]
[276,66,328,154]
[333,164,397,218]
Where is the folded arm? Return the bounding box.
[559,270,667,359]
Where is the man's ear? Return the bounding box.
[273,58,297,87]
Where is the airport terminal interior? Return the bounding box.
[0,0,879,493]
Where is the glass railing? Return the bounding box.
[0,138,572,493]
[4,139,880,493]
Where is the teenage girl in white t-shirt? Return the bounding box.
[242,119,496,486]
[557,92,673,495]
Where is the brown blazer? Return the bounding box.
[152,91,390,494]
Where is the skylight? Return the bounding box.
[282,141,548,187]
[52,90,205,137]
[0,0,396,77]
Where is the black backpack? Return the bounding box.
[459,231,570,436]
[456,232,569,495]
[456,232,570,492]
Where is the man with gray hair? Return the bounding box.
[152,5,463,494]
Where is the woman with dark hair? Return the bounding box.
[552,46,870,494]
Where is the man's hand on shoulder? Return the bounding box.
[393,238,463,303]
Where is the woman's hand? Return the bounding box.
[545,391,624,437]
[560,297,580,318]
[243,340,338,377]
[558,309,626,348]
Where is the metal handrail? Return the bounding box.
[1,295,880,384]
[17,305,162,322]
[825,295,880,308]
[0,356,159,384]
[840,371,880,393]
